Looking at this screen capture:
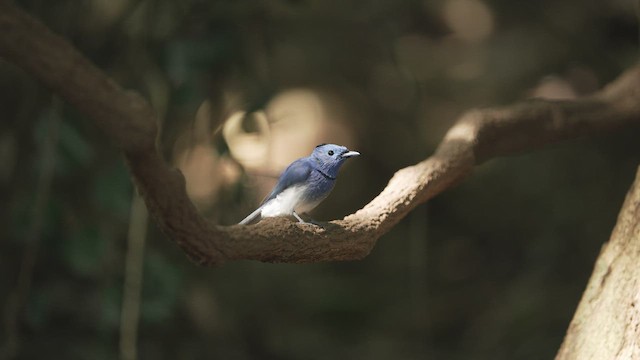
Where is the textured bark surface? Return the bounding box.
[2,2,640,267]
[556,167,640,360]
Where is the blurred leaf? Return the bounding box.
[58,120,93,165]
[25,288,48,329]
[165,38,232,86]
[92,162,132,218]
[102,283,124,329]
[141,252,183,324]
[62,225,106,276]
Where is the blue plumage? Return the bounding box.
[239,144,360,225]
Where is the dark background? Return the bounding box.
[1,0,639,359]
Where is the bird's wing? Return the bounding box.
[261,158,312,205]
[238,158,312,225]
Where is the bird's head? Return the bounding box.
[311,144,360,177]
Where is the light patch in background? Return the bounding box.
[176,145,240,207]
[529,67,598,100]
[265,89,327,170]
[222,111,271,169]
[223,88,356,200]
[530,76,577,100]
[442,0,494,42]
[174,99,242,207]
[225,88,355,172]
[88,0,130,28]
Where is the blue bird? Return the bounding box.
[239,144,360,225]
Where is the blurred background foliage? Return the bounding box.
[1,0,640,359]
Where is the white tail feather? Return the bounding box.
[239,206,263,225]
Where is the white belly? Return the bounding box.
[262,186,304,217]
[261,185,309,217]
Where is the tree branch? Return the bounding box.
[555,166,640,359]
[1,2,640,267]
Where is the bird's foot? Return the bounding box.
[307,219,325,227]
[293,211,324,227]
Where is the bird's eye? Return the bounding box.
[328,150,334,156]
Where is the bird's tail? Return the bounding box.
[239,206,262,225]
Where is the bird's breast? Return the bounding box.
[295,173,336,213]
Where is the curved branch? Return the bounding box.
[2,2,640,267]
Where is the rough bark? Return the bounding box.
[555,167,640,359]
[1,2,640,267]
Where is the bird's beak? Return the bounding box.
[341,150,360,158]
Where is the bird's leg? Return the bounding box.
[308,219,325,227]
[292,211,307,224]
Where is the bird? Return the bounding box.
[239,143,360,225]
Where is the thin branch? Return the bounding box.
[119,194,148,360]
[1,2,640,267]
